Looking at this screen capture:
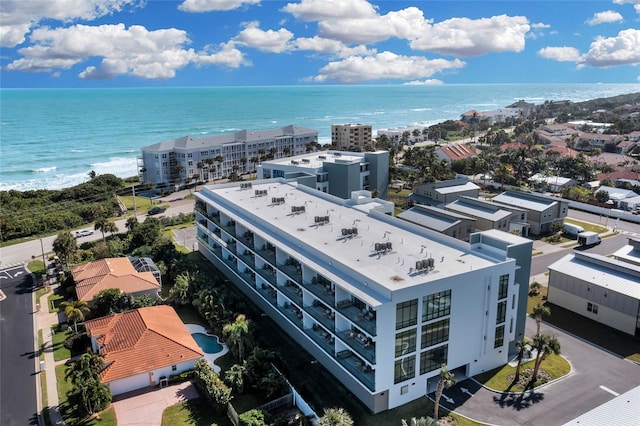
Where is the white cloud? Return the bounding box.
[586,10,624,25]
[178,0,260,13]
[410,15,530,56]
[403,79,444,86]
[531,22,550,29]
[233,21,294,53]
[308,51,464,83]
[582,28,640,67]
[293,36,376,58]
[0,0,139,47]
[538,46,582,62]
[282,0,377,21]
[5,23,247,79]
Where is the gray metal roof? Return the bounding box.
[398,205,472,232]
[563,385,640,426]
[445,197,513,221]
[493,190,560,212]
[548,252,640,299]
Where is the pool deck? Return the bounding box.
[184,324,229,373]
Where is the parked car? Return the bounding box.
[75,229,94,238]
[148,206,167,216]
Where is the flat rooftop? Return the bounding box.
[199,180,511,301]
[264,151,373,170]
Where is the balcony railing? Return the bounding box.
[255,246,276,265]
[306,301,335,332]
[279,262,302,285]
[303,278,335,307]
[256,266,277,286]
[335,351,375,392]
[338,329,375,364]
[257,283,277,305]
[277,302,303,330]
[279,281,303,307]
[304,325,335,356]
[336,302,376,336]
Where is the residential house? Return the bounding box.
[410,179,480,207]
[445,196,529,236]
[491,190,569,235]
[398,205,476,241]
[528,174,577,193]
[84,305,204,395]
[195,179,532,413]
[435,144,477,163]
[258,150,389,199]
[71,257,162,304]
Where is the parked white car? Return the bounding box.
[75,229,94,238]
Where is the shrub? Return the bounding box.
[239,409,268,426]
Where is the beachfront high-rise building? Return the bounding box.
[194,180,532,413]
[257,150,389,199]
[331,124,373,151]
[138,125,318,187]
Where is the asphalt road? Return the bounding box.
[0,265,38,426]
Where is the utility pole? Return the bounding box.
[132,185,137,220]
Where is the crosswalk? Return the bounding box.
[0,262,25,271]
[618,229,640,239]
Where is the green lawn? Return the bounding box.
[47,292,64,313]
[162,398,232,426]
[474,354,570,393]
[52,326,72,362]
[564,218,608,234]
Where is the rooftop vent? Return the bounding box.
[272,197,285,205]
[240,182,253,189]
[291,160,299,165]
[318,155,326,160]
[291,205,306,214]
[301,158,310,163]
[255,189,268,197]
[374,242,392,254]
[341,227,358,237]
[315,215,330,225]
[414,258,435,272]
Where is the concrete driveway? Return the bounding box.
[112,382,199,426]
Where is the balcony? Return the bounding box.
[279,258,302,284]
[256,266,277,286]
[277,302,303,330]
[255,245,276,265]
[304,324,335,356]
[239,231,255,250]
[222,253,238,271]
[257,283,277,305]
[225,241,237,255]
[279,280,303,307]
[335,350,375,392]
[336,301,376,336]
[222,221,236,237]
[304,278,335,307]
[306,300,335,332]
[238,267,256,286]
[338,329,375,364]
[237,249,255,269]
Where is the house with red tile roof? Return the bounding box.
[71,257,161,303]
[435,143,477,162]
[84,305,203,395]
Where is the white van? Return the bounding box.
[563,223,585,237]
[577,231,601,246]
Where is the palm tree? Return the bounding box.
[317,407,354,426]
[402,417,437,426]
[204,158,214,181]
[223,314,250,362]
[125,216,138,233]
[532,303,551,335]
[224,363,246,393]
[168,272,192,306]
[250,156,259,177]
[64,352,104,385]
[530,334,561,387]
[433,364,456,421]
[513,338,530,383]
[65,352,111,415]
[52,230,77,265]
[94,218,118,242]
[88,170,97,179]
[61,300,90,333]
[215,155,224,179]
[239,156,247,174]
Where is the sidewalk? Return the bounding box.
[35,283,66,425]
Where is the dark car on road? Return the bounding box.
[148,206,167,215]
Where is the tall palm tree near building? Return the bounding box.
[223,314,250,362]
[433,364,456,421]
[317,407,354,426]
[240,156,247,174]
[269,147,277,160]
[214,155,224,179]
[530,334,561,387]
[204,158,214,181]
[250,156,259,177]
[196,161,204,181]
[174,164,184,186]
[513,338,530,383]
[224,363,246,394]
[65,352,111,415]
[532,303,551,335]
[125,216,138,233]
[61,300,90,333]
[52,230,77,265]
[258,149,266,164]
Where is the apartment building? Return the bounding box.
[331,124,373,151]
[257,150,389,199]
[138,125,318,187]
[411,179,480,207]
[194,180,532,413]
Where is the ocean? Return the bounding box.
[1,84,639,191]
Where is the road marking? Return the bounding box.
[599,385,619,396]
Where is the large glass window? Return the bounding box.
[422,290,451,322]
[419,345,448,375]
[394,355,416,384]
[396,299,418,330]
[395,330,417,357]
[421,319,450,349]
[498,274,509,299]
[496,301,507,324]
[494,325,505,348]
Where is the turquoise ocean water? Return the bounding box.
[1,84,639,191]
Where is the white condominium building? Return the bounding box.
[194,180,532,413]
[138,125,318,187]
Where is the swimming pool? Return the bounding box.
[191,333,223,354]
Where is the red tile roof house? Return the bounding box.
[435,143,477,162]
[84,305,204,395]
[71,258,161,304]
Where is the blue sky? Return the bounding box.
[1,0,639,87]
